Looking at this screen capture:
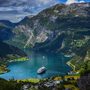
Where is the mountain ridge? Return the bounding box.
[0,15,34,41]
[4,2,90,56]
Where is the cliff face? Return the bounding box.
[5,2,90,55]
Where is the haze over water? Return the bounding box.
[0,49,72,80]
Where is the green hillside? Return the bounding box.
[0,38,28,73]
[67,45,90,71]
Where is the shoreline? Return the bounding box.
[8,57,29,63]
[65,55,75,72]
[0,56,29,74]
[0,64,10,74]
[0,50,73,76]
[64,55,72,57]
[66,61,76,71]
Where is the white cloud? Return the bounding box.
[0,12,34,22]
[66,0,78,4]
[66,0,85,4]
[79,0,85,3]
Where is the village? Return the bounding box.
[19,72,80,90]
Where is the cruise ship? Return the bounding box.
[37,66,46,74]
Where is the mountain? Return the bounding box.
[0,20,15,40]
[0,38,28,73]
[18,15,34,24]
[0,15,34,41]
[0,20,16,27]
[0,15,34,27]
[5,2,90,56]
[67,45,90,71]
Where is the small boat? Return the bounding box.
[37,66,46,74]
[43,56,45,59]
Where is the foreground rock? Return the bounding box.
[77,73,90,90]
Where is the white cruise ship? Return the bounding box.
[37,66,46,74]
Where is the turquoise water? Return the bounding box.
[0,49,72,80]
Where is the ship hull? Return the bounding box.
[37,69,46,74]
[37,67,46,74]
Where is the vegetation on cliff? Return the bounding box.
[0,38,29,73]
[68,45,90,71]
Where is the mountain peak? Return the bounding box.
[36,2,90,18]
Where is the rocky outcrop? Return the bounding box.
[15,23,59,48]
[77,73,90,90]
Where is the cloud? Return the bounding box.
[79,0,85,3]
[0,0,60,7]
[66,0,78,4]
[0,11,33,22]
[0,5,38,22]
[0,0,60,22]
[66,0,85,4]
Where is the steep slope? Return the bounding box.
[18,15,34,24]
[0,20,17,41]
[0,20,16,27]
[0,15,34,41]
[5,2,90,55]
[0,38,28,73]
[67,45,90,71]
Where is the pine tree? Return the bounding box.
[84,64,88,71]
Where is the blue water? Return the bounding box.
[0,49,72,80]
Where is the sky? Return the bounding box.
[0,0,89,22]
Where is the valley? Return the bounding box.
[0,2,90,72]
[0,2,90,90]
